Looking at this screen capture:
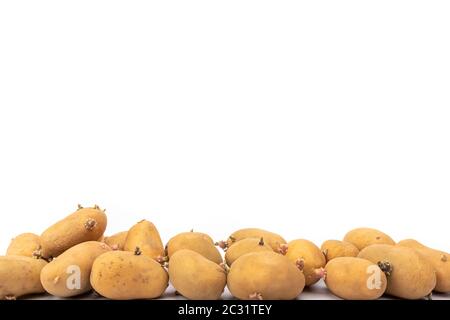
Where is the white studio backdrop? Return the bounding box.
[0,1,449,254]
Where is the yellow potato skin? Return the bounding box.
[325,257,387,300]
[397,239,450,293]
[358,244,436,299]
[227,251,305,300]
[40,206,107,258]
[344,228,395,251]
[225,238,272,266]
[167,232,223,264]
[226,228,286,252]
[40,241,111,297]
[124,220,165,260]
[168,249,226,300]
[0,256,47,299]
[321,240,359,262]
[90,250,168,300]
[6,233,41,258]
[104,231,128,250]
[285,239,326,286]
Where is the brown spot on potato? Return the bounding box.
[90,251,168,299]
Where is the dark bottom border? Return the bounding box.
[0,300,448,319]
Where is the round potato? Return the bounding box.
[168,249,226,300]
[0,256,47,299]
[227,251,305,300]
[344,228,395,251]
[104,231,128,251]
[40,241,111,297]
[6,233,41,258]
[397,239,450,293]
[124,220,165,261]
[358,244,436,299]
[90,249,168,299]
[321,240,359,262]
[166,231,222,264]
[285,239,326,286]
[225,237,272,266]
[40,205,107,258]
[325,257,387,300]
[219,228,286,253]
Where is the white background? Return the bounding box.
[1,1,449,259]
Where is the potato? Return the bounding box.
[358,244,436,299]
[225,237,272,266]
[219,228,286,253]
[0,256,47,299]
[40,241,111,297]
[227,251,305,300]
[344,227,395,251]
[397,239,450,293]
[90,249,168,299]
[40,205,107,258]
[6,233,41,258]
[325,257,387,300]
[166,231,222,264]
[124,220,165,261]
[168,249,226,300]
[321,240,359,262]
[104,231,128,250]
[285,239,326,286]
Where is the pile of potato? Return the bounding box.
[1,205,449,300]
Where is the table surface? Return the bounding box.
[24,280,450,300]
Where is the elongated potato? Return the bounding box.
[40,241,111,297]
[227,251,305,300]
[344,228,395,251]
[0,256,47,299]
[6,233,41,258]
[168,249,226,300]
[225,237,272,266]
[321,240,359,262]
[397,239,450,293]
[40,205,107,258]
[325,257,387,300]
[90,249,168,299]
[124,220,165,261]
[219,228,286,253]
[166,231,222,264]
[104,231,128,250]
[285,239,326,286]
[358,244,436,299]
